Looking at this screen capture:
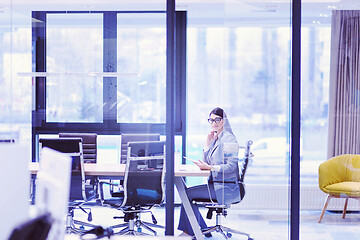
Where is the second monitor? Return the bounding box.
[120,134,160,163]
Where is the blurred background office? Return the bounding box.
[1,1,360,240]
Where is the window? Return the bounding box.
[46,13,103,123]
[116,13,166,123]
[187,26,291,185]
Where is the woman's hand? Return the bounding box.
[206,130,219,147]
[193,159,212,171]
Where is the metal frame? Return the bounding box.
[291,1,301,240]
[165,0,176,236]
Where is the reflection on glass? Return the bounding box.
[46,13,103,123]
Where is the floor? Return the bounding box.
[72,205,360,240]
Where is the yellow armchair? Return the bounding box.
[318,154,360,223]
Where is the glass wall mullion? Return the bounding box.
[291,0,301,240]
[103,12,118,128]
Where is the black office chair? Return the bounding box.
[99,141,166,236]
[195,140,254,240]
[8,213,53,240]
[59,133,97,163]
[38,138,98,234]
[114,134,160,193]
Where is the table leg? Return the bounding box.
[30,174,36,204]
[174,177,204,240]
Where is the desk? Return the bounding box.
[65,234,191,239]
[29,163,209,240]
[29,162,208,177]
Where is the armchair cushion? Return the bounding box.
[324,182,360,197]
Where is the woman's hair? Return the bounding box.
[209,107,224,118]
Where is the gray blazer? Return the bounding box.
[203,131,242,205]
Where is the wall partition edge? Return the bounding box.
[31,11,46,162]
[291,0,301,240]
[103,12,117,129]
[165,0,176,236]
[175,11,187,164]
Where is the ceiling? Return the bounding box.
[1,0,360,26]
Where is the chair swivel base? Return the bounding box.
[111,218,163,236]
[203,204,253,240]
[203,225,253,240]
[66,215,99,234]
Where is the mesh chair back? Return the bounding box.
[239,140,253,183]
[120,134,160,163]
[39,138,94,201]
[122,141,165,207]
[237,140,253,201]
[59,133,97,163]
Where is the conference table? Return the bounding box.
[29,162,209,240]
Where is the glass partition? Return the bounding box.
[300,1,360,240]
[0,3,32,146]
[9,0,360,239]
[185,0,291,239]
[4,0,169,234]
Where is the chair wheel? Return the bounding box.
[226,232,232,238]
[248,238,254,240]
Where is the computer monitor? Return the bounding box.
[128,140,165,157]
[120,133,160,163]
[127,141,165,170]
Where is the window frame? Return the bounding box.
[31,10,186,160]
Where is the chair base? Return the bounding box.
[111,218,164,236]
[203,204,253,240]
[66,211,98,234]
[318,194,360,223]
[203,225,253,240]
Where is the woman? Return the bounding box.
[178,107,242,236]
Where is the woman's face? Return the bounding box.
[209,113,224,133]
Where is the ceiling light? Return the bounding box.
[327,5,337,9]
